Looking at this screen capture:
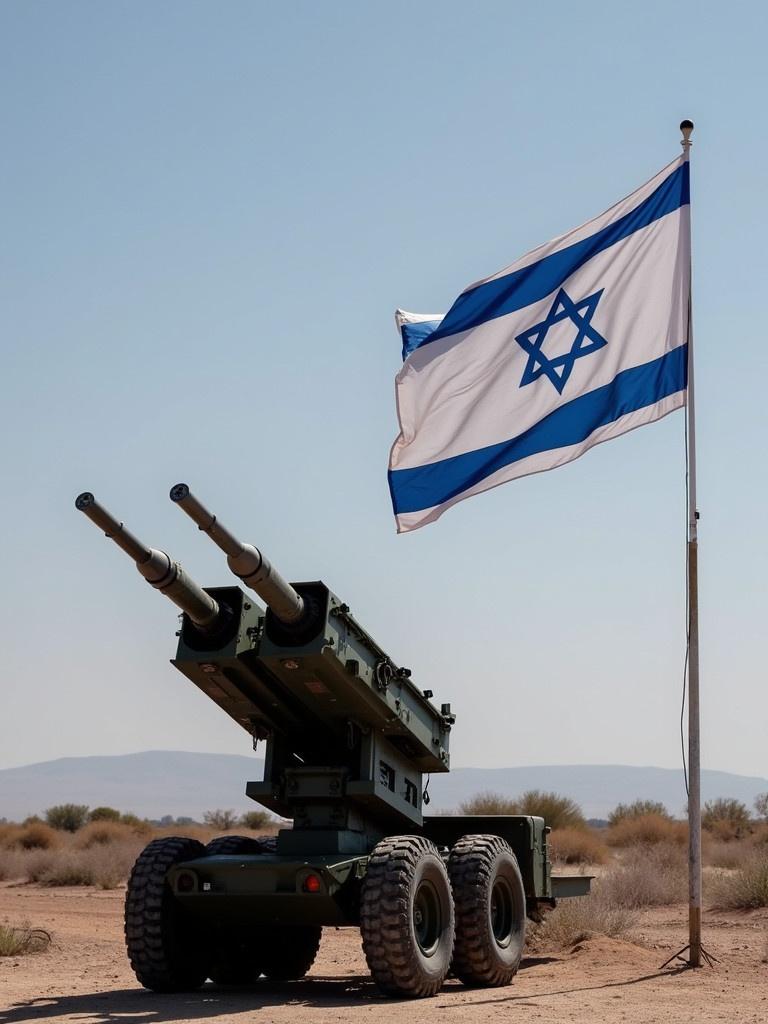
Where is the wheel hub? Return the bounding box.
[413,879,442,956]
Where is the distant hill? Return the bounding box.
[1,750,766,822]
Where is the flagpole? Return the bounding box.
[680,118,702,969]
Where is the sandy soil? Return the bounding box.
[1,883,766,1023]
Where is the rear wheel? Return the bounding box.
[261,925,322,980]
[125,836,209,992]
[360,835,454,998]
[448,834,526,987]
[204,835,276,985]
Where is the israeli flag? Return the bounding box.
[389,156,690,532]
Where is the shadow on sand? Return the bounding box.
[0,957,683,1022]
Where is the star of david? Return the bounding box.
[515,287,608,394]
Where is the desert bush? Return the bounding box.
[33,851,94,886]
[608,800,671,826]
[0,847,59,882]
[152,824,212,843]
[530,889,638,950]
[701,798,752,840]
[2,823,60,851]
[239,810,272,831]
[0,923,51,956]
[87,844,143,889]
[15,841,142,889]
[0,823,18,845]
[706,839,755,870]
[73,821,137,849]
[549,827,607,865]
[45,804,90,833]
[515,791,585,830]
[459,791,519,815]
[22,815,43,826]
[118,813,152,834]
[203,809,239,831]
[754,793,768,823]
[89,806,122,823]
[607,813,687,848]
[598,843,687,908]
[709,854,768,909]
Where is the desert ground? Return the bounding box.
[1,882,766,1024]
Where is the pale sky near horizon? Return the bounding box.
[1,1,766,780]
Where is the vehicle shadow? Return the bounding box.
[0,956,593,1022]
[0,976,390,1024]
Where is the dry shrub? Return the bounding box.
[152,825,213,843]
[74,821,139,849]
[2,823,61,851]
[706,839,755,870]
[458,790,585,830]
[0,848,58,883]
[706,817,752,843]
[531,889,638,950]
[239,810,272,831]
[709,854,768,910]
[459,792,519,815]
[0,823,19,845]
[550,827,607,865]
[38,842,143,889]
[515,791,585,830]
[606,814,687,848]
[599,843,687,908]
[608,800,671,826]
[118,814,153,835]
[37,852,96,887]
[0,923,51,956]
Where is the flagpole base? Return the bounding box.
[659,943,719,970]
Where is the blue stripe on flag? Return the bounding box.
[401,319,442,360]
[423,163,689,347]
[389,344,688,515]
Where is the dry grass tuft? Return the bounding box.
[531,890,638,950]
[550,827,607,865]
[0,922,52,956]
[606,814,687,848]
[708,854,768,910]
[599,843,687,908]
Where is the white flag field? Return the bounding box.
[388,156,691,533]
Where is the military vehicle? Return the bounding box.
[75,486,590,998]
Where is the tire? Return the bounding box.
[205,834,277,856]
[260,925,322,981]
[448,834,526,988]
[360,835,455,998]
[125,836,209,992]
[204,835,276,985]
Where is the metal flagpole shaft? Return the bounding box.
[680,118,701,969]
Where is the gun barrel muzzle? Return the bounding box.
[75,491,221,631]
[75,492,151,563]
[170,483,305,625]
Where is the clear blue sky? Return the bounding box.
[1,1,765,783]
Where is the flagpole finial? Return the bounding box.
[680,119,694,154]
